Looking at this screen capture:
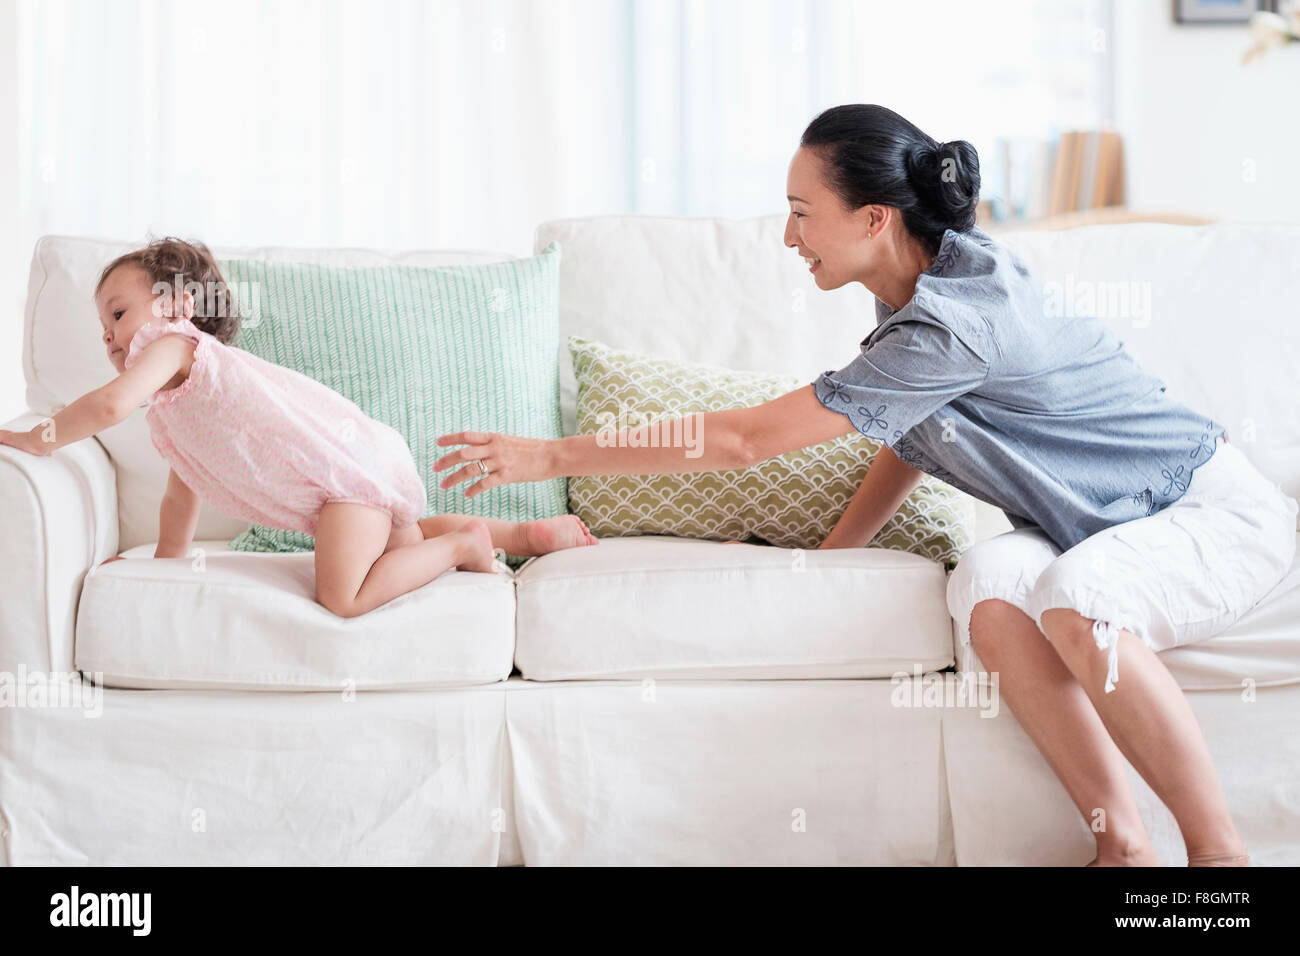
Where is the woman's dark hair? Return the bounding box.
[800,104,980,256]
[94,236,242,344]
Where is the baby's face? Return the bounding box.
[96,265,179,373]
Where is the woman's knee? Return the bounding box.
[946,529,1059,644]
[1025,555,1097,637]
[969,598,1038,650]
[946,537,1018,612]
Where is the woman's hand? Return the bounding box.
[434,431,555,498]
[0,427,52,457]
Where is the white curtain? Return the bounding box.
[17,0,1111,258]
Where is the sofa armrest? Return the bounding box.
[0,413,118,673]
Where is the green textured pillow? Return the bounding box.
[567,335,976,569]
[218,243,567,567]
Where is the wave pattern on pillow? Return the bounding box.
[567,335,975,569]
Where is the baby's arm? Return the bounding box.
[155,468,200,559]
[0,336,195,456]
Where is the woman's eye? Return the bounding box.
[793,212,805,218]
[113,311,123,320]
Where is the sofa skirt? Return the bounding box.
[4,676,1299,866]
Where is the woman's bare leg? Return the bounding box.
[1039,607,1247,866]
[970,599,1162,865]
[314,502,497,618]
[417,513,597,556]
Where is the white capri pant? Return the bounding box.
[947,441,1299,694]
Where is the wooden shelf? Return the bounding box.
[979,206,1215,232]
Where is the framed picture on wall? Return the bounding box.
[1173,0,1269,23]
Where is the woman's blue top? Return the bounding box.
[812,225,1224,552]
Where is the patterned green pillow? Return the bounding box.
[219,243,567,568]
[567,335,976,569]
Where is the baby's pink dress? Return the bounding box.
[125,317,427,536]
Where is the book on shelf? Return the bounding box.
[992,129,1124,223]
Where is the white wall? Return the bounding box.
[0,0,21,422]
[1113,0,1300,224]
[4,1,1295,427]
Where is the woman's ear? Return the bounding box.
[867,205,890,238]
[179,289,195,319]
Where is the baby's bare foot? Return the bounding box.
[454,519,498,573]
[522,515,598,555]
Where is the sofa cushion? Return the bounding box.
[566,335,976,568]
[535,214,883,439]
[75,542,515,690]
[514,536,954,680]
[1151,532,1300,691]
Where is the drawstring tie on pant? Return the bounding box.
[1092,619,1121,693]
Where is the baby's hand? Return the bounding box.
[0,427,51,457]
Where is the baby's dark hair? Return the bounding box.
[95,236,242,344]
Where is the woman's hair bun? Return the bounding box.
[905,139,980,233]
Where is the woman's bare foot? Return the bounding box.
[1087,841,1164,866]
[453,519,498,573]
[520,515,598,555]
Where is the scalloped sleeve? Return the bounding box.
[123,318,206,406]
[812,316,990,449]
[124,318,202,370]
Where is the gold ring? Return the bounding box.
[475,459,489,477]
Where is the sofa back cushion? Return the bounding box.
[22,236,518,550]
[535,217,1300,529]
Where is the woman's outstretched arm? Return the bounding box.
[435,384,857,497]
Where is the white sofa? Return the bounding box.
[2,218,1299,866]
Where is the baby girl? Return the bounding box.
[0,237,597,617]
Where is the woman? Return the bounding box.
[434,104,1298,867]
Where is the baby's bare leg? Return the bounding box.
[315,502,496,618]
[417,514,525,552]
[417,513,597,556]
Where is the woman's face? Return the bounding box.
[784,146,876,292]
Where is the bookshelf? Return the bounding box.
[981,128,1148,228]
[976,128,1215,231]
